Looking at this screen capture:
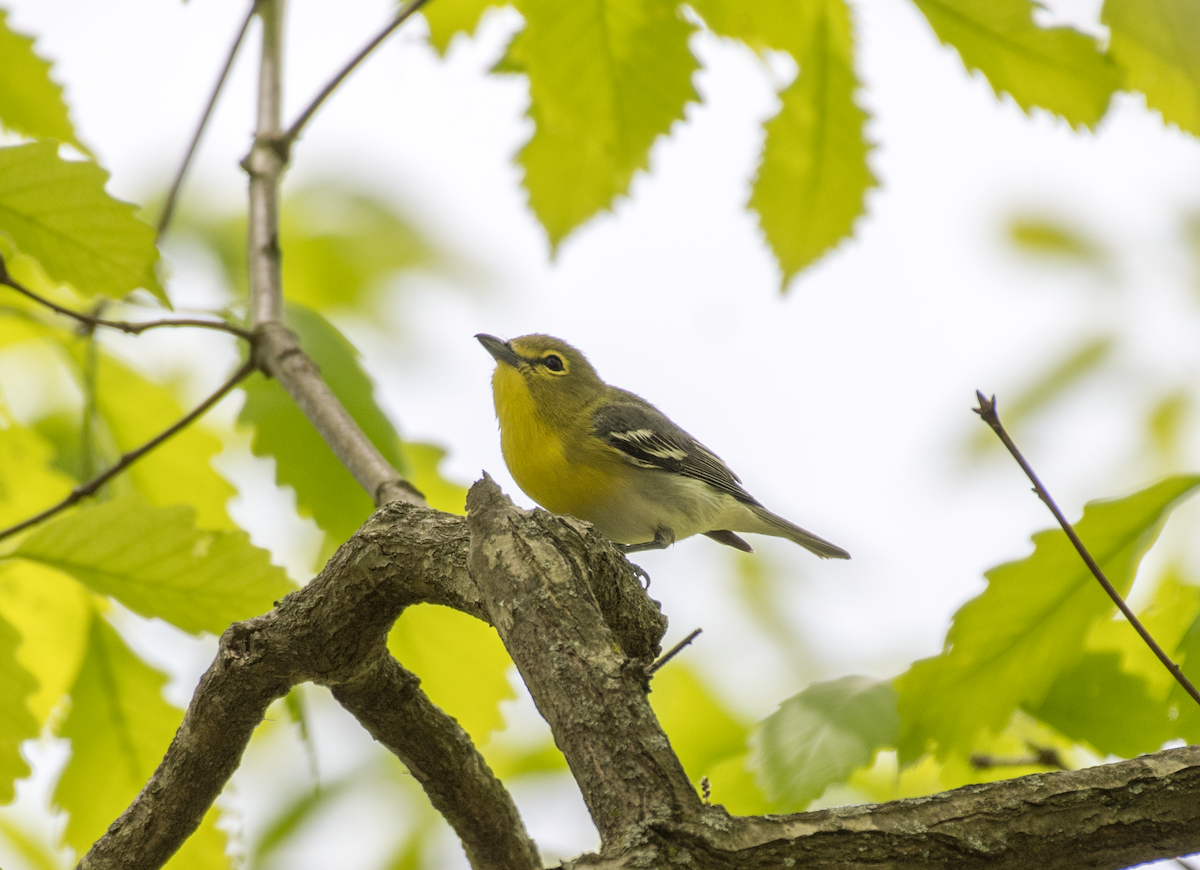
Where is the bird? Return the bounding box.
[476,333,849,559]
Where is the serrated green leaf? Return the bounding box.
[692,0,874,283]
[388,605,513,742]
[0,10,85,152]
[750,675,897,808]
[0,609,39,804]
[912,0,1120,127]
[11,493,292,636]
[1104,0,1200,136]
[425,0,505,55]
[649,664,747,780]
[0,424,74,528]
[502,0,700,248]
[403,442,467,515]
[88,351,237,531]
[55,612,182,854]
[1027,651,1173,757]
[238,302,405,555]
[0,142,164,303]
[0,560,91,726]
[896,475,1200,761]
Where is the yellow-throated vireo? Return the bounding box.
[477,333,849,559]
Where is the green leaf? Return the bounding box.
[12,493,293,636]
[0,10,86,152]
[649,664,748,779]
[89,350,237,531]
[0,424,74,528]
[0,609,39,804]
[55,612,181,854]
[388,605,514,742]
[1027,651,1173,757]
[403,442,467,515]
[425,0,506,55]
[1104,0,1200,136]
[691,0,874,283]
[911,0,1120,128]
[0,142,164,303]
[750,675,898,808]
[238,302,405,555]
[896,475,1200,761]
[501,0,700,248]
[1007,215,1107,264]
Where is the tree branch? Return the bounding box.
[975,391,1200,708]
[0,358,255,544]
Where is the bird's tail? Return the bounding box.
[748,505,851,560]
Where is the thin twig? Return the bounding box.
[282,0,434,146]
[0,260,253,340]
[974,391,1200,709]
[156,1,257,241]
[647,628,702,675]
[0,358,256,544]
[971,745,1067,771]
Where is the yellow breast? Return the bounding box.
[492,365,617,520]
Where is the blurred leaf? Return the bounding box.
[0,143,164,303]
[239,302,406,556]
[165,805,229,870]
[0,10,86,153]
[750,675,897,808]
[251,780,352,866]
[87,348,237,531]
[403,442,467,514]
[389,605,514,742]
[895,475,1200,761]
[1170,611,1200,742]
[0,560,90,725]
[1007,215,1106,264]
[425,0,505,55]
[650,664,748,780]
[484,738,567,778]
[702,753,773,814]
[846,750,944,804]
[499,0,700,249]
[55,612,181,854]
[694,0,874,282]
[1104,0,1200,136]
[11,493,293,636]
[1147,390,1190,464]
[0,424,74,528]
[0,814,65,870]
[0,609,38,804]
[730,551,816,676]
[178,183,442,312]
[912,0,1119,127]
[1027,650,1173,757]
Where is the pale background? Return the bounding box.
[3,0,1200,866]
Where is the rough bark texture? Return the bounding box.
[78,483,1200,870]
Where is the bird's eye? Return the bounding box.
[543,354,565,372]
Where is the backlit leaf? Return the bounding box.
[166,805,229,870]
[896,475,1200,761]
[0,142,164,303]
[55,612,181,854]
[389,605,513,742]
[750,675,897,807]
[501,0,700,248]
[650,664,747,780]
[0,609,38,804]
[0,10,85,152]
[1104,0,1200,136]
[912,0,1119,127]
[12,493,292,636]
[403,442,467,515]
[425,0,506,55]
[238,303,405,555]
[0,424,74,528]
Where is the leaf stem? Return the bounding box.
[156,1,257,242]
[282,0,434,146]
[0,358,255,544]
[974,390,1200,709]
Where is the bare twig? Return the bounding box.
[156,1,257,241]
[974,391,1200,709]
[0,259,253,340]
[648,628,703,675]
[0,358,255,543]
[283,0,434,146]
[971,745,1067,771]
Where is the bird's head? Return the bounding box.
[476,333,605,425]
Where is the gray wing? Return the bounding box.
[592,390,759,506]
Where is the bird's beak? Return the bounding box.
[475,334,524,368]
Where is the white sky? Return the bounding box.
[4,0,1200,866]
